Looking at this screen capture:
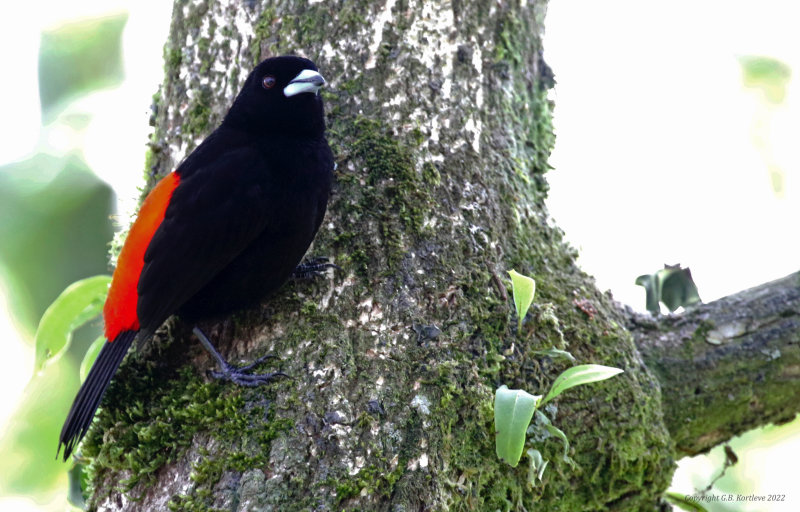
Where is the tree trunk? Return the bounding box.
[78,1,797,511]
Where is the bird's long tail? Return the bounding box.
[58,330,137,461]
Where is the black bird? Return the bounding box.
[58,55,334,460]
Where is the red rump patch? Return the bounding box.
[104,172,180,341]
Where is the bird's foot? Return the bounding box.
[193,326,287,387]
[209,356,287,387]
[292,256,340,279]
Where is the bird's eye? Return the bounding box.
[262,75,276,89]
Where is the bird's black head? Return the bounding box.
[224,56,326,137]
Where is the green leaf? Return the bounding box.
[739,55,792,104]
[494,385,540,467]
[508,269,536,331]
[526,448,548,486]
[663,491,709,511]
[634,273,661,314]
[541,364,624,406]
[34,275,111,374]
[660,267,701,312]
[80,335,106,382]
[67,463,88,509]
[635,265,701,314]
[38,13,128,118]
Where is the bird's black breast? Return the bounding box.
[175,133,333,321]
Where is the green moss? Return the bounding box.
[332,461,405,503]
[197,37,210,56]
[197,38,212,74]
[421,162,441,187]
[328,116,434,272]
[164,46,182,72]
[168,417,294,511]
[249,7,275,64]
[301,300,318,315]
[82,367,219,493]
[495,15,523,65]
[249,5,333,62]
[184,86,213,138]
[82,359,292,508]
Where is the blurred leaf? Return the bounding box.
[634,273,660,314]
[80,335,107,382]
[664,491,709,511]
[739,55,792,104]
[541,364,623,406]
[38,12,128,118]
[661,266,701,311]
[34,275,110,374]
[0,155,115,334]
[508,269,536,331]
[635,264,701,314]
[67,463,88,509]
[0,358,79,495]
[494,385,540,467]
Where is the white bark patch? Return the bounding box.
[366,0,397,69]
[707,321,748,345]
[411,394,431,415]
[358,297,384,325]
[408,1,456,89]
[311,364,340,382]
[472,40,484,108]
[406,453,429,471]
[464,117,482,153]
[349,455,366,475]
[321,41,336,60]
[97,491,131,511]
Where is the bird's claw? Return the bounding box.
[193,327,287,387]
[292,256,340,279]
[236,353,277,372]
[209,360,288,387]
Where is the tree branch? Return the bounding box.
[629,271,800,455]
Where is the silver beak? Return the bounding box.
[284,69,326,97]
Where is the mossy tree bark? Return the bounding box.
[79,1,798,511]
[630,272,800,457]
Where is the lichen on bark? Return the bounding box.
[83,0,675,510]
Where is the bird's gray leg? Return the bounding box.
[192,326,286,387]
[292,257,340,279]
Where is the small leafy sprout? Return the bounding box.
[540,364,624,407]
[496,268,623,477]
[508,269,535,331]
[494,385,540,467]
[34,275,111,374]
[494,365,623,468]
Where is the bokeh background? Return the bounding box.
[0,1,797,510]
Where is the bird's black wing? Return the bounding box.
[136,144,273,331]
